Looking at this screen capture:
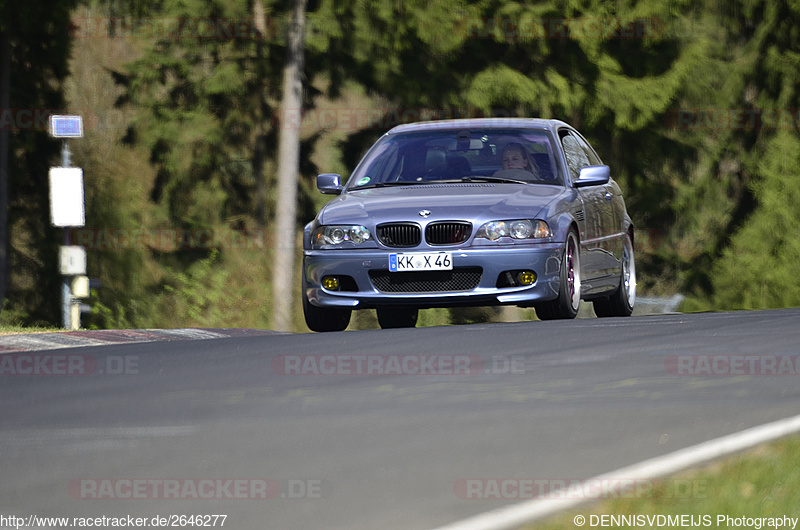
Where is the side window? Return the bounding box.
[574,134,602,166]
[560,133,590,181]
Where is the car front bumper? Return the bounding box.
[303,244,564,309]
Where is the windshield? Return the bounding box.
[347,128,563,189]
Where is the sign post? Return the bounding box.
[48,115,87,330]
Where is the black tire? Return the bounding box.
[302,291,351,332]
[535,228,581,321]
[593,233,635,317]
[376,307,419,329]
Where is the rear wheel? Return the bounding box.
[593,233,635,317]
[376,307,419,329]
[536,228,581,320]
[302,290,351,332]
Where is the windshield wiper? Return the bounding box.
[350,180,430,190]
[460,176,530,185]
[350,176,531,189]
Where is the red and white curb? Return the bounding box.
[0,328,282,353]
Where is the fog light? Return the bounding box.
[517,271,536,285]
[322,276,340,290]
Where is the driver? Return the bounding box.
[499,142,539,178]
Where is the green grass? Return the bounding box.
[0,325,62,334]
[527,435,800,529]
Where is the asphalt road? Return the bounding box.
[2,308,800,529]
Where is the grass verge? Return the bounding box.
[0,326,62,335]
[527,435,800,529]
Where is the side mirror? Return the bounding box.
[317,173,343,195]
[574,165,610,188]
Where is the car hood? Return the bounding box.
[319,183,566,225]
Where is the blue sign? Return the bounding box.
[49,115,84,138]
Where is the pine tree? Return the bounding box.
[119,0,281,229]
[709,132,800,309]
[0,0,80,324]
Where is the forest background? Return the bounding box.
[1,0,799,332]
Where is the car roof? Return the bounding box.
[386,118,572,135]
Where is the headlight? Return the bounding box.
[475,219,551,241]
[312,225,372,248]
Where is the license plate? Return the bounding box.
[389,252,453,272]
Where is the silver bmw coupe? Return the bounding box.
[302,118,636,331]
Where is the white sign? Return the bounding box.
[49,167,85,227]
[59,246,87,275]
[71,275,90,297]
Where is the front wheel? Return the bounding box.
[593,233,636,317]
[536,229,581,320]
[302,292,351,332]
[376,307,418,329]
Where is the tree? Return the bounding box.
[115,0,327,330]
[707,131,800,309]
[674,0,800,309]
[120,0,279,229]
[0,0,79,324]
[271,0,307,331]
[0,25,10,313]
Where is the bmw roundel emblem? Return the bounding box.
[419,210,431,218]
